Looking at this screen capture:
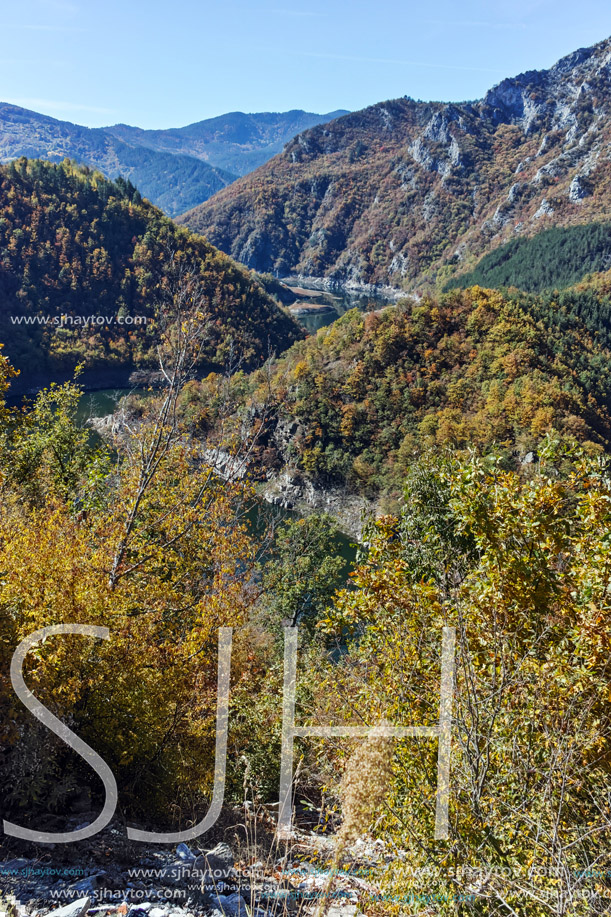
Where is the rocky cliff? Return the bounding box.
[179,37,611,290]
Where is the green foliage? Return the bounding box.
[3,376,110,507]
[0,157,302,382]
[394,454,476,589]
[241,286,611,496]
[447,221,611,293]
[316,440,611,914]
[260,513,347,633]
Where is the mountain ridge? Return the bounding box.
[0,157,303,388]
[0,105,347,217]
[178,36,611,290]
[103,109,349,176]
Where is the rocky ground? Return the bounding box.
[0,816,389,917]
[88,403,374,543]
[260,471,370,542]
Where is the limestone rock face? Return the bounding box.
[180,36,611,292]
[46,899,92,917]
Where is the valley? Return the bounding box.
[180,38,611,293]
[2,27,611,917]
[0,106,348,217]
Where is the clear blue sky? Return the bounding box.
[2,0,610,129]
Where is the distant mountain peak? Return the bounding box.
[178,35,611,292]
[0,105,348,216]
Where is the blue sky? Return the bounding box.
[2,0,610,129]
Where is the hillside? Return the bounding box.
[446,221,611,292]
[0,103,236,217]
[104,109,349,177]
[179,37,611,291]
[184,285,611,500]
[0,105,347,217]
[0,158,303,389]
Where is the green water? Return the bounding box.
[294,286,395,334]
[75,388,136,427]
[76,388,152,448]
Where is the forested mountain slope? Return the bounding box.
[0,158,303,388]
[187,284,611,497]
[446,221,611,292]
[0,103,236,217]
[0,105,347,216]
[104,109,349,177]
[180,37,611,290]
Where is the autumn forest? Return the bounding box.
[1,29,611,917]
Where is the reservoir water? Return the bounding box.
[286,283,397,334]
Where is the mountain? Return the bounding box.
[0,158,303,390]
[446,220,611,293]
[0,103,236,217]
[189,283,611,501]
[178,37,611,291]
[0,105,347,218]
[104,109,350,177]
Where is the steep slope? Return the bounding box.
[446,221,611,293]
[184,284,611,499]
[179,37,611,290]
[104,109,350,177]
[0,158,303,389]
[0,106,348,217]
[0,103,236,217]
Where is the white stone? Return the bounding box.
[45,898,91,917]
